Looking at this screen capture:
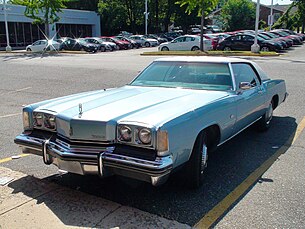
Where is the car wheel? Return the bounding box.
[256,100,274,131]
[185,130,208,188]
[191,46,200,51]
[145,42,150,47]
[161,46,169,51]
[260,46,270,52]
[26,48,32,52]
[223,46,231,51]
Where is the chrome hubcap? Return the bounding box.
[266,103,273,125]
[200,144,208,174]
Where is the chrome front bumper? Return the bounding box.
[14,134,173,186]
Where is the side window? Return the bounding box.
[232,63,260,89]
[175,37,185,42]
[185,37,195,42]
[243,35,254,42]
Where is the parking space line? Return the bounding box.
[0,154,30,164]
[194,116,305,229]
[292,116,305,144]
[0,113,21,119]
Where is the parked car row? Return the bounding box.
[216,29,304,52]
[25,33,166,53]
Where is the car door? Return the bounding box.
[231,63,267,133]
[231,35,244,50]
[184,36,196,50]
[171,37,185,50]
[32,40,46,52]
[241,35,255,51]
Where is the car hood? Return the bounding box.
[33,86,230,141]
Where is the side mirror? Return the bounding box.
[171,40,177,43]
[239,82,253,90]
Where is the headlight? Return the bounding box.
[118,125,132,142]
[22,111,31,130]
[33,112,56,130]
[44,113,56,130]
[33,112,43,127]
[138,128,151,144]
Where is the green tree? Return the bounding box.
[11,0,66,38]
[221,0,255,31]
[176,0,218,51]
[273,0,305,33]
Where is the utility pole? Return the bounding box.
[3,0,12,52]
[269,0,274,31]
[144,0,149,35]
[251,0,260,53]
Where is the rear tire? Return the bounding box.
[185,131,208,188]
[223,46,231,51]
[260,46,270,52]
[191,46,200,51]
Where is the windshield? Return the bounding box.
[130,61,233,91]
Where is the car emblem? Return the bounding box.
[79,103,83,117]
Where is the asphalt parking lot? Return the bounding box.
[1,46,305,228]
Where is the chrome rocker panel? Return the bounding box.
[14,134,173,186]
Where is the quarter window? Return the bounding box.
[232,63,260,88]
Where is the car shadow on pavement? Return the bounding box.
[1,53,72,61]
[7,116,297,227]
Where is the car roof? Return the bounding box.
[154,56,254,64]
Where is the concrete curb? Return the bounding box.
[0,167,191,229]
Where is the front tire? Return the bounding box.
[256,100,273,131]
[161,46,169,51]
[185,131,208,188]
[145,42,150,47]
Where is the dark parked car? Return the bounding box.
[270,30,303,45]
[144,34,168,44]
[82,38,109,52]
[260,32,293,48]
[217,34,283,52]
[59,38,99,53]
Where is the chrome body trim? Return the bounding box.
[217,117,262,147]
[14,134,173,186]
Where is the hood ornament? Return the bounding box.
[79,103,83,118]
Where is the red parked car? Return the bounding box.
[100,36,131,50]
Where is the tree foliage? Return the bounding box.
[220,0,255,31]
[11,0,66,37]
[273,0,305,33]
[175,0,218,51]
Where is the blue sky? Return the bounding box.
[252,0,292,5]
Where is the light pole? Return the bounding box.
[251,0,260,53]
[269,0,274,31]
[3,0,12,52]
[144,0,148,35]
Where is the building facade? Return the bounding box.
[0,4,101,49]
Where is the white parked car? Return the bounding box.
[129,35,159,47]
[159,35,213,51]
[26,39,60,52]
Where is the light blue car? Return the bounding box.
[15,57,288,188]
